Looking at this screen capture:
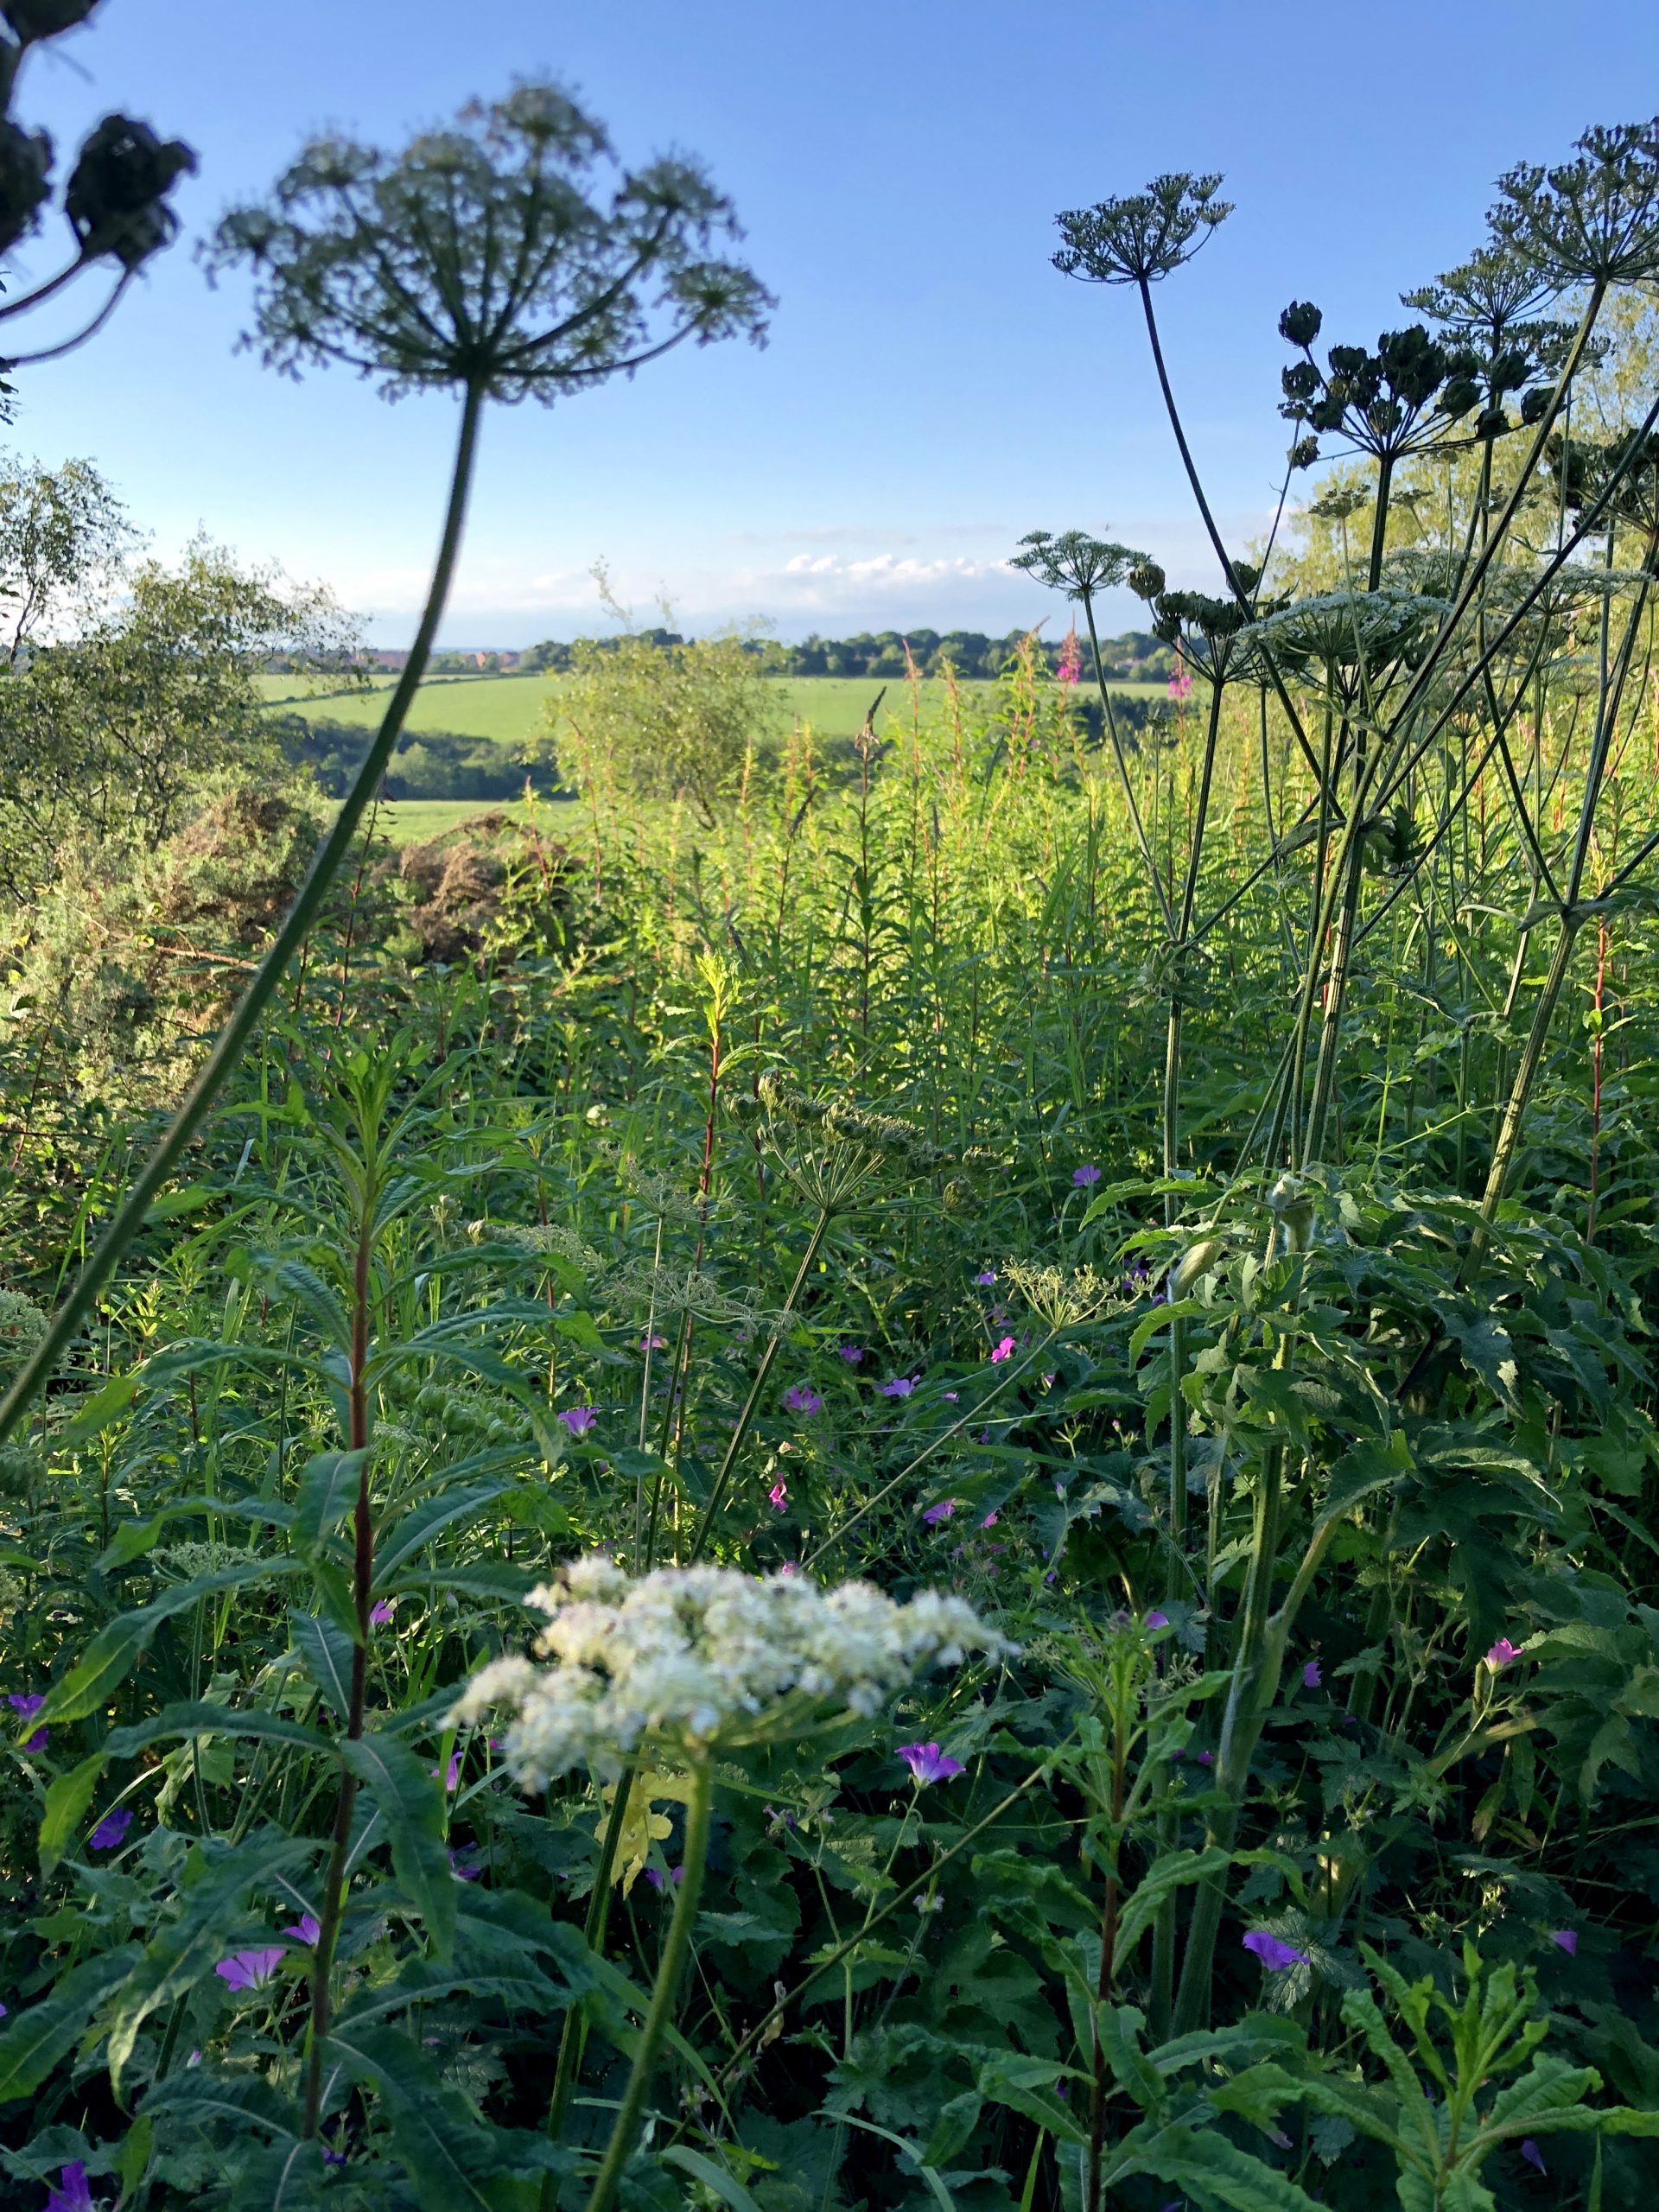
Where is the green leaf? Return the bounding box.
[387,1560,537,1606]
[833,2114,959,2211]
[55,1371,137,1447]
[975,2053,1087,2147]
[371,1481,512,1587]
[662,2147,768,2212]
[37,1750,106,1877]
[0,1946,140,2102]
[291,1611,356,1720]
[106,1832,315,2094]
[1114,1847,1233,1959]
[341,1732,455,1960]
[1140,2121,1332,2211]
[270,1258,353,1351]
[921,2091,982,2169]
[104,1701,332,1761]
[35,1558,304,1727]
[293,1449,367,1547]
[322,2024,499,2212]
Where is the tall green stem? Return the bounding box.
[0,378,486,1452]
[585,1758,714,2212]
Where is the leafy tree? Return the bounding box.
[554,625,781,825]
[0,541,355,892]
[0,447,128,664]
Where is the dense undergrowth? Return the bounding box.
[5,79,1659,2212]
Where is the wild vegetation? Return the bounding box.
[2,26,1659,2212]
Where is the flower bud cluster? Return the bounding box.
[453,1557,1010,1786]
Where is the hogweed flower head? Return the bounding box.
[204,79,773,404]
[1489,120,1659,288]
[1012,529,1147,603]
[452,1555,1010,1785]
[1052,172,1233,286]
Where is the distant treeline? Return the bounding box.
[519,626,1175,683]
[271,715,561,804]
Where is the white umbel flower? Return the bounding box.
[451,1558,1011,1787]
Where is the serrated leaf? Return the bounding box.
[322,2024,498,2211]
[1139,2121,1332,2211]
[975,2053,1087,2147]
[104,1701,332,1761]
[341,1732,454,1959]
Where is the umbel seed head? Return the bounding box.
[1278,300,1323,347]
[1053,171,1232,287]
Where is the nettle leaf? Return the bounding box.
[340,1732,455,1959]
[35,1557,306,1728]
[0,1947,140,2103]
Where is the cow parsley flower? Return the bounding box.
[452,1557,1011,1785]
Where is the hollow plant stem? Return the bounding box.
[0,378,486,1452]
[585,1756,714,2212]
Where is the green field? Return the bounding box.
[262,669,1169,747]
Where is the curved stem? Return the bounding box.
[0,378,486,1452]
[585,1757,714,2212]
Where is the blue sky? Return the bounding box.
[11,0,1659,645]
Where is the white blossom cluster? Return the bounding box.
[450,1555,1010,1786]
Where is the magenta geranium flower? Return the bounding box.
[1073,1164,1102,1187]
[1144,1610,1168,1630]
[1302,1659,1322,1688]
[768,1479,787,1511]
[922,1499,957,1525]
[1548,1929,1578,1955]
[1242,1930,1307,1972]
[46,2165,93,2212]
[369,1598,397,1626]
[981,1509,998,1529]
[1484,1637,1522,1669]
[837,1345,864,1363]
[973,1269,996,1286]
[284,1913,321,1944]
[214,1946,289,1993]
[8,1691,47,1751]
[88,1807,133,1851]
[558,1405,598,1436]
[897,1741,966,1785]
[782,1383,822,1414]
[881,1376,917,1398]
[988,1335,1015,1363]
[430,1751,461,1792]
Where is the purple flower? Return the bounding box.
[558,1405,599,1437]
[837,1344,864,1364]
[431,1751,461,1793]
[922,1500,957,1526]
[981,1510,999,1529]
[1194,1750,1214,1765]
[881,1376,917,1398]
[1548,1929,1579,1955]
[988,1334,1015,1363]
[88,1807,133,1851]
[782,1383,823,1414]
[1169,668,1194,702]
[973,1269,997,1286]
[1521,2139,1546,2176]
[322,2147,347,2169]
[1145,1609,1169,1630]
[369,1599,397,1627]
[768,1479,788,1512]
[1484,1637,1522,1669]
[1302,1659,1322,1689]
[8,1691,48,1751]
[944,1390,959,1402]
[639,1332,667,1351]
[1243,1930,1307,1973]
[46,2165,94,2212]
[645,1864,685,1890]
[283,1913,321,1945]
[779,1560,798,1576]
[897,1741,966,1785]
[449,1846,485,1881]
[1072,1164,1102,1187]
[214,1946,289,1993]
